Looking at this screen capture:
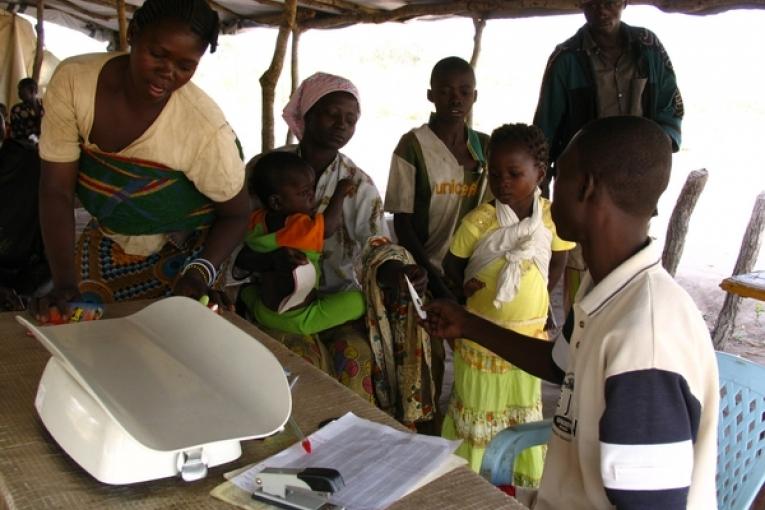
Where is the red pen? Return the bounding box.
[287,415,312,454]
[288,375,312,454]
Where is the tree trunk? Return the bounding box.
[713,191,765,350]
[467,16,485,127]
[117,0,128,51]
[260,0,298,152]
[285,28,301,146]
[662,169,708,276]
[32,0,45,83]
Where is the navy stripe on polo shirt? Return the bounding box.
[599,369,701,508]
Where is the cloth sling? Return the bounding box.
[465,189,552,308]
[77,147,214,236]
[361,237,436,426]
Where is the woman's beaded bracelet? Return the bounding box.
[193,258,217,282]
[181,258,218,287]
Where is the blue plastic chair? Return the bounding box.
[716,351,765,510]
[479,351,765,510]
[479,418,552,487]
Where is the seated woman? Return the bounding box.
[236,73,437,428]
[35,0,249,318]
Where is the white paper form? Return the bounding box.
[230,413,461,510]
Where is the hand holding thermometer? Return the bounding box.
[404,274,427,320]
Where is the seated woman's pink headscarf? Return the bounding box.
[282,72,361,141]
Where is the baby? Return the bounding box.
[239,151,365,335]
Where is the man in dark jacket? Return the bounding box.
[534,0,683,194]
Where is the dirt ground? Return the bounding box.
[677,270,765,363]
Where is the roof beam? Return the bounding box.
[299,0,765,29]
[303,0,379,14]
[81,0,135,13]
[10,0,765,34]
[248,0,331,20]
[45,4,115,31]
[207,0,246,18]
[48,0,113,20]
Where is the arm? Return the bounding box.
[600,369,699,509]
[442,251,478,303]
[394,213,453,300]
[548,250,568,293]
[235,244,276,272]
[323,178,354,238]
[533,50,569,192]
[442,252,466,294]
[9,105,22,140]
[173,187,249,299]
[648,37,683,152]
[235,243,308,274]
[36,159,81,318]
[423,299,563,384]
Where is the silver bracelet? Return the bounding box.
[182,259,217,287]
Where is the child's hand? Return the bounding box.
[274,247,309,271]
[335,178,356,198]
[463,278,485,298]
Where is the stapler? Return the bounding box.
[252,467,345,510]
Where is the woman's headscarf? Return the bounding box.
[282,72,361,141]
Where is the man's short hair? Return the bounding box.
[573,116,671,217]
[430,56,475,86]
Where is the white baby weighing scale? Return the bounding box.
[17,297,291,485]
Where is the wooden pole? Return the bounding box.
[661,169,708,276]
[467,16,485,127]
[285,27,301,145]
[117,0,128,51]
[260,0,298,152]
[32,0,45,83]
[713,191,765,350]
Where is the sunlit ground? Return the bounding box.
[25,6,765,348]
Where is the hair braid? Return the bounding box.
[131,0,220,53]
[489,123,549,170]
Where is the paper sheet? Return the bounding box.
[228,413,461,510]
[404,275,426,320]
[278,262,317,313]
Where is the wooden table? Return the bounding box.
[0,301,522,510]
[720,270,765,301]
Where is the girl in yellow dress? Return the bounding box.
[442,123,574,486]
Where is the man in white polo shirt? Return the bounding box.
[423,116,718,509]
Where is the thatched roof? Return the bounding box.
[4,0,765,42]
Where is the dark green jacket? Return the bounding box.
[534,23,684,167]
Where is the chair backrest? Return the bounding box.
[716,351,765,510]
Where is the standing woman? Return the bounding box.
[36,0,248,318]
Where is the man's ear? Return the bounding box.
[473,89,478,103]
[426,89,433,104]
[579,171,596,203]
